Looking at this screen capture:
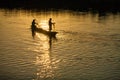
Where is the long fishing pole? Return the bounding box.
[53,23,55,31]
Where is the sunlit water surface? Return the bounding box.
[0,9,120,80]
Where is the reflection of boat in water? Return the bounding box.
[31,27,58,50]
[31,27,58,38]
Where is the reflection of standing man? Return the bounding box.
[48,18,55,32]
[49,36,52,51]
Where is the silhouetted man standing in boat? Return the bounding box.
[48,18,55,32]
[31,19,38,38]
[31,19,38,30]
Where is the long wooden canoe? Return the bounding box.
[32,27,58,37]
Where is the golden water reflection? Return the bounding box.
[35,53,54,79]
[39,20,49,31]
[34,33,56,80]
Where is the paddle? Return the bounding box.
[53,23,55,31]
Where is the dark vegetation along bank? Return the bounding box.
[0,0,120,11]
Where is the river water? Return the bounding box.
[0,9,120,80]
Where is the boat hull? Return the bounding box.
[32,28,58,37]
